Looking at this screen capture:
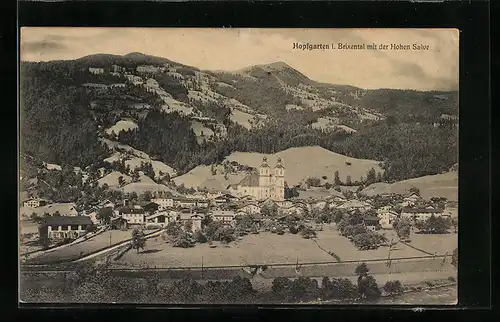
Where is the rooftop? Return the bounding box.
[41,216,92,227]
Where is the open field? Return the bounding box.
[408,232,458,255]
[312,227,426,261]
[24,230,133,265]
[116,231,338,268]
[114,225,455,269]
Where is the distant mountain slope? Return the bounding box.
[360,171,458,201]
[20,52,458,190]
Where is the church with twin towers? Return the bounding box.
[236,157,285,201]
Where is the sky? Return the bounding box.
[20,28,459,91]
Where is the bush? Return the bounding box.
[357,275,381,300]
[352,232,381,250]
[321,277,357,300]
[383,280,403,296]
[289,226,298,234]
[300,227,317,239]
[193,230,208,243]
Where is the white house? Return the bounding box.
[38,216,93,244]
[118,205,146,225]
[401,193,422,207]
[22,198,48,208]
[237,203,261,215]
[401,206,443,223]
[377,210,399,229]
[89,67,104,75]
[151,198,174,210]
[212,210,236,226]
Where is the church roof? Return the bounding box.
[239,174,260,187]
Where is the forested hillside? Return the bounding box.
[19,53,458,193]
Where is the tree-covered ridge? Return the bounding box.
[19,54,458,185]
[20,64,110,168]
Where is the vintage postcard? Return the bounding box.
[19,28,459,305]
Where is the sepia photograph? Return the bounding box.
[19,28,459,305]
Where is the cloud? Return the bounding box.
[21,40,67,53]
[20,28,459,91]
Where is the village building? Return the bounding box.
[211,210,236,226]
[377,209,399,229]
[110,217,129,230]
[236,203,261,215]
[170,210,205,233]
[145,210,176,228]
[38,216,93,245]
[401,192,422,207]
[112,65,125,73]
[108,83,126,89]
[363,216,381,231]
[337,200,372,212]
[136,65,164,74]
[22,198,48,208]
[88,67,104,75]
[401,206,443,223]
[213,194,239,205]
[26,203,79,218]
[235,157,285,201]
[151,198,174,210]
[118,205,146,225]
[82,83,108,90]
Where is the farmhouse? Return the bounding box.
[110,217,129,230]
[136,65,163,74]
[172,210,205,232]
[401,192,422,207]
[377,210,399,229]
[108,83,126,88]
[38,216,92,244]
[401,206,443,223]
[88,67,104,75]
[151,198,174,210]
[97,199,115,209]
[118,205,146,225]
[213,194,239,205]
[145,211,173,228]
[236,203,261,215]
[212,210,236,226]
[363,216,381,231]
[235,157,285,201]
[22,198,48,208]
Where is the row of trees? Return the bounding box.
[21,259,404,303]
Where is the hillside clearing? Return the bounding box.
[360,171,458,201]
[105,120,138,136]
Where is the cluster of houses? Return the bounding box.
[20,182,457,245]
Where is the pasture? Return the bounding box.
[114,225,455,269]
[24,230,132,265]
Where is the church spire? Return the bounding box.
[260,157,269,168]
[275,157,285,169]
